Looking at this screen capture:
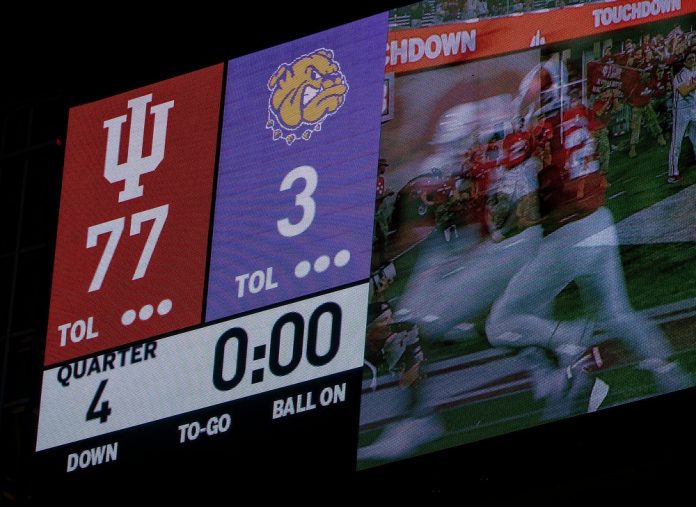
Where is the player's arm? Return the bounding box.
[593,99,610,118]
[675,69,696,96]
[677,80,696,96]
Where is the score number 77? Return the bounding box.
[86,204,169,292]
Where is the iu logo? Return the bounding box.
[103,94,175,202]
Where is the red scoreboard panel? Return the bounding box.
[35,2,696,499]
[46,66,222,364]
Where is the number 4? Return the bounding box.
[86,204,169,292]
[86,379,112,423]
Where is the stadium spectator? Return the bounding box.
[626,50,667,158]
[374,158,395,268]
[591,85,620,171]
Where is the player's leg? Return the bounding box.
[358,382,443,460]
[575,242,672,360]
[398,225,542,338]
[516,346,577,420]
[359,317,444,460]
[579,254,691,392]
[362,230,545,459]
[573,220,691,392]
[485,227,596,421]
[629,105,643,157]
[687,118,696,160]
[486,205,624,351]
[645,103,666,145]
[595,128,610,172]
[486,232,585,350]
[360,228,543,460]
[615,103,630,136]
[669,110,690,179]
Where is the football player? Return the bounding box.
[487,64,690,420]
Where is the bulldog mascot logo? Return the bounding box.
[266,48,349,145]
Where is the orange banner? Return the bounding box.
[386,0,695,74]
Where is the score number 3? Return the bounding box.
[86,204,169,292]
[277,165,317,238]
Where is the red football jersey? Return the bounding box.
[628,79,655,107]
[502,131,534,168]
[539,106,607,233]
[533,121,553,145]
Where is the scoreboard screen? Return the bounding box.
[36,1,696,498]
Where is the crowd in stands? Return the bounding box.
[390,0,615,28]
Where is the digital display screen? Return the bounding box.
[36,3,696,496]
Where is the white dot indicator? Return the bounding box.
[295,260,311,278]
[122,309,136,326]
[314,255,330,273]
[157,299,172,315]
[139,304,154,321]
[334,249,350,267]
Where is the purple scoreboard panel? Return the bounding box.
[206,17,384,319]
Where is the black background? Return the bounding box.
[2,2,696,503]
[35,370,364,503]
